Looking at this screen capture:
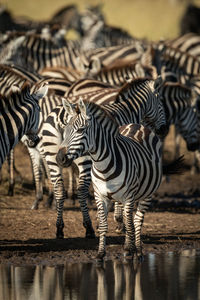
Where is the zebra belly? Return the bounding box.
[91,173,139,203]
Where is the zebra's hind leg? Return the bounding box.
[96,197,109,262]
[28,148,44,210]
[114,202,125,234]
[133,209,145,262]
[54,177,66,239]
[133,197,153,261]
[123,200,135,258]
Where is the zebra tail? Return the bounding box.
[162,155,186,176]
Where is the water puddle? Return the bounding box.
[0,249,200,300]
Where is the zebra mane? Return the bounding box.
[0,64,32,80]
[0,81,31,98]
[161,43,200,63]
[118,77,153,96]
[81,100,119,127]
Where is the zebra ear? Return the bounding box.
[33,83,49,100]
[62,98,76,116]
[78,97,89,119]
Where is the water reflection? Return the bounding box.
[0,250,200,300]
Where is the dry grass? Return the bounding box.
[2,0,200,40]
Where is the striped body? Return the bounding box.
[40,78,166,239]
[56,101,163,259]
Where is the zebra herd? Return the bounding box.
[1,4,200,261]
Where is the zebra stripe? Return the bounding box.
[40,77,166,239]
[0,82,48,169]
[56,100,163,260]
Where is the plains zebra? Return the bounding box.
[40,77,167,239]
[0,81,48,169]
[0,63,72,196]
[0,30,85,73]
[152,41,200,77]
[55,99,181,261]
[91,62,157,87]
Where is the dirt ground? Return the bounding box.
[0,127,200,266]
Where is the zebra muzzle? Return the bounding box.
[56,148,73,167]
[26,135,41,148]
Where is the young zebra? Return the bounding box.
[55,99,165,261]
[40,78,167,239]
[0,81,48,169]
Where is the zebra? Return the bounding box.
[55,99,183,261]
[0,63,72,196]
[91,61,157,87]
[152,41,200,78]
[166,33,200,59]
[40,77,167,239]
[2,29,147,77]
[0,81,48,169]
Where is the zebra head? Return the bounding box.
[56,98,92,168]
[177,103,200,152]
[143,79,168,139]
[22,81,49,148]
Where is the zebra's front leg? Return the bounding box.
[123,200,135,258]
[96,198,109,262]
[28,148,44,210]
[77,159,95,238]
[114,202,125,234]
[54,177,66,239]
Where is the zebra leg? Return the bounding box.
[54,176,66,239]
[191,150,200,175]
[28,148,44,210]
[133,209,144,261]
[114,202,125,234]
[42,157,55,208]
[77,158,95,238]
[133,197,152,261]
[123,200,135,258]
[96,197,109,262]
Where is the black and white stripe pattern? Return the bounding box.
[56,100,163,260]
[0,82,48,169]
[40,78,167,239]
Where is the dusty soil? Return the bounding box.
[0,127,200,266]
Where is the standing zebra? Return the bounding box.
[0,81,48,169]
[40,78,167,239]
[55,99,167,261]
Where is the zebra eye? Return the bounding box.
[76,127,85,133]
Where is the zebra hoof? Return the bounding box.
[96,257,104,267]
[86,228,96,239]
[136,253,144,263]
[96,251,106,262]
[56,228,64,239]
[123,251,133,260]
[115,224,125,234]
[31,203,39,210]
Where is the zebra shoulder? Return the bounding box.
[119,123,159,145]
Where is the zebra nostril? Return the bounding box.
[27,136,40,148]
